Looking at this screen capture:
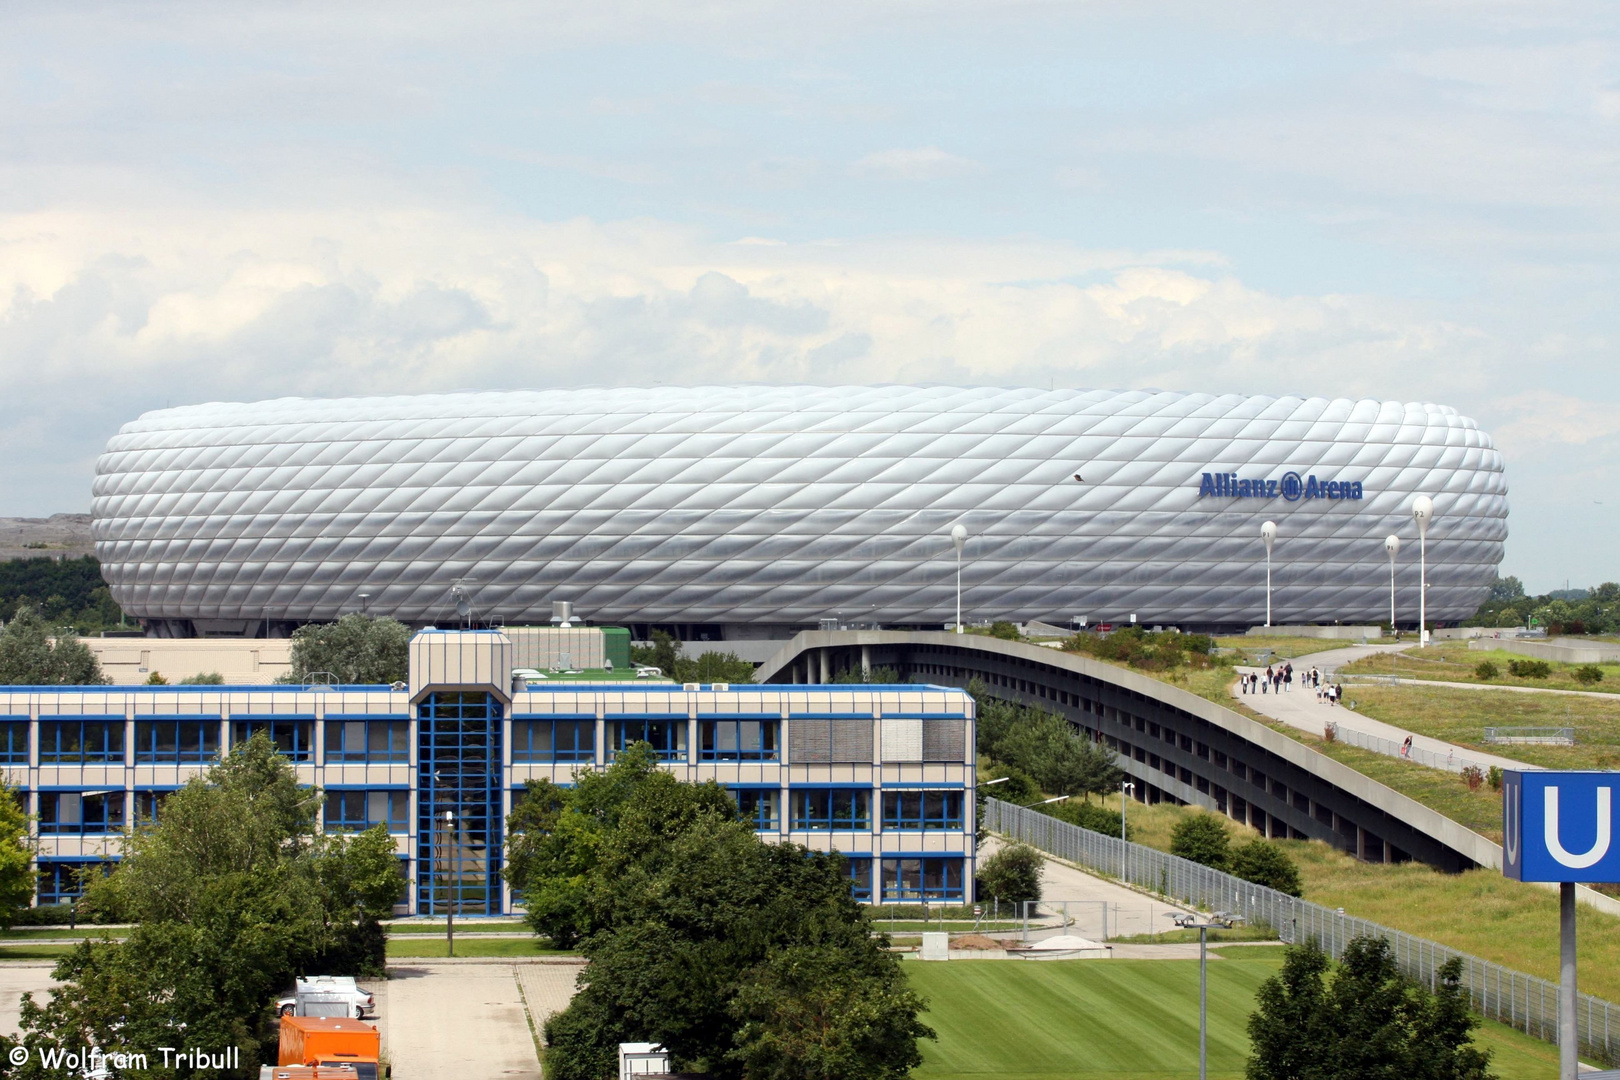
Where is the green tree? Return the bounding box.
[180,671,226,685]
[0,605,108,685]
[629,630,757,684]
[1246,938,1494,1080]
[972,685,1120,798]
[0,780,33,925]
[1169,813,1231,870]
[12,735,402,1077]
[976,843,1042,903]
[535,759,932,1080]
[1228,838,1302,897]
[286,614,410,683]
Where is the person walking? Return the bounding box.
[1283,665,1293,693]
[1401,735,1413,759]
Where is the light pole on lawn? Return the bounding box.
[1412,496,1433,646]
[1121,780,1135,887]
[1260,521,1278,627]
[950,524,968,633]
[1166,911,1241,1080]
[442,809,455,957]
[1383,534,1400,631]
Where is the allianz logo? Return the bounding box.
[1198,471,1365,502]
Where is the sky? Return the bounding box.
[0,1,1616,593]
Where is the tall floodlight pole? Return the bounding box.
[1167,912,1240,1080]
[1384,535,1400,630]
[1260,521,1278,628]
[950,524,968,633]
[1412,497,1433,646]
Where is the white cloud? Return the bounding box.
[1490,390,1620,448]
[849,147,982,181]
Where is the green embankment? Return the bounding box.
[904,957,1562,1079]
[1113,801,1620,1004]
[1339,645,1620,696]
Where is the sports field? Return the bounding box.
[904,957,1567,1079]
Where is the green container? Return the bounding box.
[601,627,632,672]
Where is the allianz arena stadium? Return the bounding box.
[91,386,1508,637]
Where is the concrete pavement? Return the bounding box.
[1236,645,1536,774]
[980,836,1195,942]
[377,962,559,1079]
[0,964,55,1037]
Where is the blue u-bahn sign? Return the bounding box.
[1503,771,1620,883]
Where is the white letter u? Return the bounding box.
[1545,786,1612,870]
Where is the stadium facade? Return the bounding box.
[5,629,977,913]
[91,386,1508,638]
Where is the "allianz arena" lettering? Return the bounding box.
[1198,471,1365,502]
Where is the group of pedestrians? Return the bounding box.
[1240,662,1293,694]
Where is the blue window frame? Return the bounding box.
[416,691,504,916]
[134,718,220,764]
[134,789,175,824]
[327,789,410,833]
[0,720,27,765]
[789,788,871,831]
[513,719,595,763]
[880,857,965,902]
[38,719,124,764]
[845,856,873,902]
[730,787,780,831]
[325,719,410,763]
[37,860,115,906]
[881,790,964,831]
[700,719,778,761]
[232,718,313,761]
[609,718,686,761]
[39,790,127,835]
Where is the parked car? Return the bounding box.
[276,976,375,1019]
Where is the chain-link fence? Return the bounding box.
[986,797,1619,1066]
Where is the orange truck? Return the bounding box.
[278,1015,382,1080]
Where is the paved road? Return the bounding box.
[1236,645,1536,773]
[980,837,1194,942]
[377,961,563,1079]
[0,964,55,1036]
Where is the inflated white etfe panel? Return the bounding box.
[91,386,1507,628]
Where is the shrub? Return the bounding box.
[989,621,1021,640]
[1044,798,1127,840]
[1461,765,1485,792]
[143,671,169,685]
[1575,664,1604,685]
[977,843,1043,904]
[1169,813,1231,871]
[1507,659,1551,679]
[1228,839,1302,897]
[1473,661,1498,680]
[179,671,225,685]
[1488,766,1503,792]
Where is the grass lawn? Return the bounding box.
[903,956,1563,1079]
[384,936,575,958]
[383,920,526,935]
[0,928,128,941]
[1339,645,1620,695]
[1340,684,1620,770]
[0,944,77,960]
[1101,799,1620,1003]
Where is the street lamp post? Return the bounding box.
[1412,496,1433,646]
[1260,521,1278,627]
[1383,535,1400,630]
[1167,912,1242,1080]
[950,524,968,633]
[442,809,456,957]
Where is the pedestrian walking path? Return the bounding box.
[979,836,1194,942]
[1234,645,1536,774]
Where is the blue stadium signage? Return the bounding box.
[1503,771,1620,884]
[1198,471,1364,502]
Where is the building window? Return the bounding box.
[880,857,964,902]
[39,791,127,835]
[325,719,410,763]
[38,720,124,765]
[700,719,778,761]
[37,861,114,906]
[134,719,220,764]
[134,790,174,824]
[789,788,870,831]
[416,691,503,917]
[609,719,687,761]
[513,720,595,763]
[327,789,410,833]
[0,721,27,765]
[730,788,780,831]
[881,790,964,831]
[846,856,873,902]
[232,719,313,762]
